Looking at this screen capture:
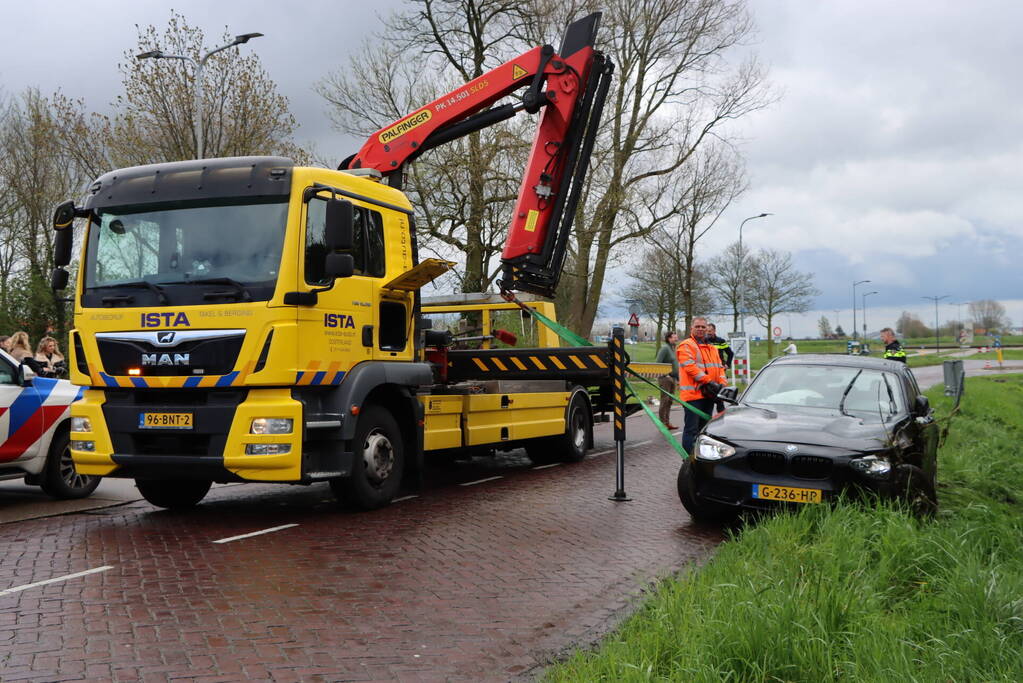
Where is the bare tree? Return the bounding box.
[968,299,1010,334]
[0,89,89,338]
[317,1,531,294]
[50,10,304,175]
[817,315,833,339]
[641,143,743,335]
[543,0,771,337]
[895,311,931,339]
[747,248,819,357]
[706,240,751,334]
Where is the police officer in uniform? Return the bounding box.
[880,327,907,363]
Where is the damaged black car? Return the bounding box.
[677,354,938,523]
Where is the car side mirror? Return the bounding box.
[914,395,930,416]
[324,199,354,250]
[718,386,738,404]
[19,359,38,385]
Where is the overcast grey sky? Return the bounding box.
[1,1,1019,335]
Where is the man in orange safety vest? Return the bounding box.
[676,316,728,455]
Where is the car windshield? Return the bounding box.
[744,363,905,420]
[83,198,288,297]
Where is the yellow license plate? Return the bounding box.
[753,483,821,504]
[139,412,193,430]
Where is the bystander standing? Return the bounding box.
[655,331,680,429]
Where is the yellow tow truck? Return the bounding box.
[49,14,629,509]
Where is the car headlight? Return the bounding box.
[695,435,735,461]
[850,454,892,477]
[71,417,92,433]
[250,418,293,435]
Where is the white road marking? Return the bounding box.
[531,463,561,470]
[392,495,419,502]
[0,566,113,597]
[212,523,298,544]
[587,439,653,458]
[459,476,504,487]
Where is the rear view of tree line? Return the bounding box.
[0,11,303,340]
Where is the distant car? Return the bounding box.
[0,350,98,499]
[677,354,938,522]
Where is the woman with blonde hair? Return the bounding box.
[9,331,32,362]
[35,336,66,377]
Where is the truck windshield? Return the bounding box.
[82,198,288,306]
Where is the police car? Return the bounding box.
[0,349,98,499]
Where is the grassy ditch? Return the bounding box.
[547,374,1023,681]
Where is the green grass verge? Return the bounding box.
[545,374,1023,682]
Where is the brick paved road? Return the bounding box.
[0,410,720,682]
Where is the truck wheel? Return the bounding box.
[40,429,100,500]
[135,478,212,509]
[331,405,404,510]
[895,464,937,519]
[526,391,591,465]
[677,460,737,524]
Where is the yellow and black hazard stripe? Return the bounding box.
[446,348,612,382]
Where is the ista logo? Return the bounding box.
[324,313,356,329]
[140,312,191,328]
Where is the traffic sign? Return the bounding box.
[628,302,640,316]
[627,313,640,327]
[773,326,782,337]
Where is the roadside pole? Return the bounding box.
[609,326,630,501]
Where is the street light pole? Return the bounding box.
[922,295,949,352]
[852,279,871,341]
[861,291,877,340]
[737,213,771,336]
[137,32,264,160]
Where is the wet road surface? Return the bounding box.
[0,409,720,682]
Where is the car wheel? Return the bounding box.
[331,405,404,510]
[135,478,212,509]
[526,391,590,465]
[40,429,101,500]
[677,460,738,524]
[895,464,937,519]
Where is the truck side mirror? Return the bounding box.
[53,200,76,230]
[53,201,77,267]
[325,199,354,250]
[325,253,354,279]
[51,268,70,291]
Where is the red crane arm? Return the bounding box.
[341,13,612,299]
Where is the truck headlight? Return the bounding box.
[71,417,92,433]
[245,443,291,455]
[850,455,892,477]
[250,418,293,435]
[695,435,735,461]
[71,440,96,452]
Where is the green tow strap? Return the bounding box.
[517,303,702,459]
[624,377,689,459]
